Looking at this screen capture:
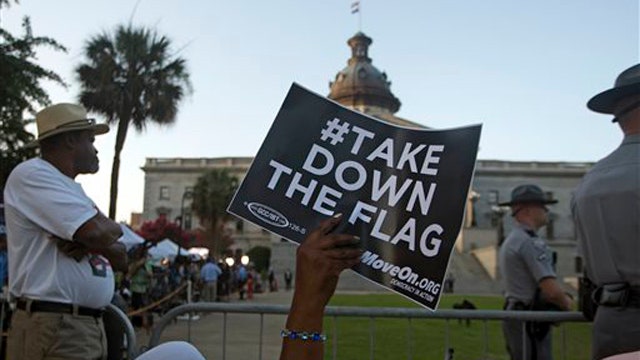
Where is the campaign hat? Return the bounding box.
[28,103,109,146]
[588,64,640,115]
[498,184,558,207]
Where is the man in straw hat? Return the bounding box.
[2,103,207,360]
[572,64,640,359]
[2,103,135,359]
[498,184,573,360]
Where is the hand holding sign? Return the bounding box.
[292,214,362,313]
[281,214,361,360]
[229,83,481,309]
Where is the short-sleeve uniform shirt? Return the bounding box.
[571,134,640,286]
[499,222,556,303]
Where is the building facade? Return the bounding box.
[140,32,590,292]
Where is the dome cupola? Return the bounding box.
[328,32,401,115]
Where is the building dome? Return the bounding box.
[328,32,401,115]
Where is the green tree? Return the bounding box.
[75,24,191,219]
[0,16,67,188]
[191,169,239,256]
[246,246,271,273]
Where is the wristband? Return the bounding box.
[281,329,326,342]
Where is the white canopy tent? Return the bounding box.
[147,239,190,260]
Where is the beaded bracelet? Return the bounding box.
[281,329,327,342]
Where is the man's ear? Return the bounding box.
[61,132,75,149]
[61,132,81,150]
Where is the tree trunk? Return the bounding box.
[206,217,222,257]
[108,116,130,219]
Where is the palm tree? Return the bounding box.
[191,169,239,256]
[75,24,191,219]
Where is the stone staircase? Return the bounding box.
[271,241,502,295]
[446,248,502,295]
[332,248,502,295]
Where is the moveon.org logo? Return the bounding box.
[246,202,289,228]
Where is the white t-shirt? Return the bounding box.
[4,158,116,308]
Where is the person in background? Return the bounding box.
[498,184,573,360]
[279,214,361,360]
[199,256,221,302]
[128,245,154,328]
[268,267,277,292]
[218,261,231,301]
[283,268,293,291]
[573,63,640,359]
[236,263,248,300]
[246,269,254,300]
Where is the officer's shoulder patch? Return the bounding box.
[533,238,546,248]
[531,239,549,261]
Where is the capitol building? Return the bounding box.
[140,32,590,292]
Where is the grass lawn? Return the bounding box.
[323,293,591,360]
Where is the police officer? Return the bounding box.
[498,184,573,360]
[572,64,640,359]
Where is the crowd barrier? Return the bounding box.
[146,303,588,360]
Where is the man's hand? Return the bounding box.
[53,236,89,261]
[539,277,574,311]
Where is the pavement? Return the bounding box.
[132,258,503,360]
[135,289,295,360]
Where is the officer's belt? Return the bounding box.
[594,284,640,308]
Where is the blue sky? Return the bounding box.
[3,0,639,222]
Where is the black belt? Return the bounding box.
[16,299,104,318]
[594,284,640,308]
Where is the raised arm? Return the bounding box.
[280,214,362,360]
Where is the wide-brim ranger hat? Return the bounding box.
[28,103,109,146]
[498,184,558,207]
[587,64,640,115]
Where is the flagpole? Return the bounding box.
[351,1,363,32]
[358,2,362,32]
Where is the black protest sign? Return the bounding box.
[228,83,481,310]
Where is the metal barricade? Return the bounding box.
[146,303,588,360]
[105,304,139,360]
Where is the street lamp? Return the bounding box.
[241,255,249,266]
[225,257,235,267]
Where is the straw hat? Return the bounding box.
[29,103,109,146]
